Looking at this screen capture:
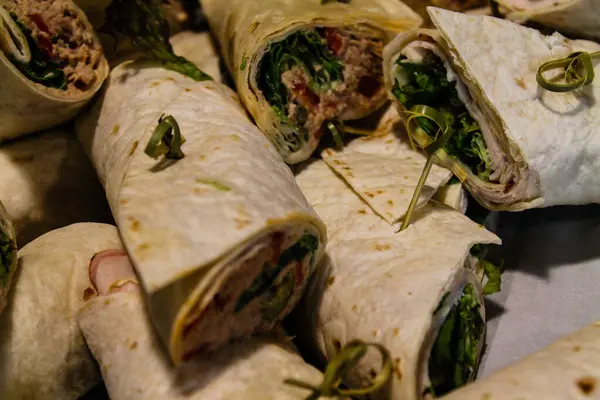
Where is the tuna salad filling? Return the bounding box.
[0,228,14,287]
[424,283,484,398]
[0,0,102,91]
[179,229,319,360]
[257,27,387,161]
[391,37,540,207]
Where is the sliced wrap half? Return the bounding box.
[0,223,121,399]
[201,0,422,163]
[292,159,500,399]
[444,320,600,399]
[76,58,326,364]
[384,8,600,210]
[496,0,600,40]
[0,202,17,316]
[78,250,338,400]
[0,126,112,246]
[0,0,109,141]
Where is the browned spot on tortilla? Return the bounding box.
[166,77,175,82]
[393,357,402,379]
[352,305,358,312]
[385,139,394,144]
[214,146,221,150]
[384,271,393,278]
[574,345,582,352]
[137,243,149,253]
[193,188,207,194]
[129,140,139,156]
[129,341,138,350]
[482,393,492,400]
[399,189,405,194]
[324,149,333,156]
[250,21,260,33]
[129,217,140,232]
[103,298,111,305]
[111,124,120,135]
[120,199,129,205]
[387,199,394,206]
[358,208,367,214]
[369,368,377,379]
[150,81,161,87]
[11,153,34,163]
[577,377,596,395]
[375,243,391,251]
[515,78,527,89]
[199,154,206,160]
[332,339,342,352]
[102,364,109,374]
[372,330,378,337]
[185,88,191,92]
[408,291,412,295]
[345,171,354,177]
[376,189,385,194]
[393,328,399,336]
[333,160,343,165]
[327,276,336,287]
[235,218,252,229]
[365,192,375,198]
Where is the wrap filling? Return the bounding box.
[0,0,102,91]
[425,283,484,398]
[257,27,386,158]
[0,229,14,287]
[179,230,319,360]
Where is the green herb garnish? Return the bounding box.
[537,51,598,93]
[393,53,492,180]
[257,29,343,151]
[285,339,391,399]
[240,56,248,71]
[6,12,67,89]
[102,0,212,81]
[427,284,484,397]
[235,233,318,313]
[0,230,15,287]
[145,114,185,160]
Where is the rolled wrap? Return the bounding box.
[0,223,122,399]
[0,0,109,142]
[201,0,422,164]
[0,202,17,316]
[77,251,338,400]
[384,7,600,210]
[496,0,600,40]
[443,320,600,399]
[76,59,326,364]
[0,126,112,246]
[293,159,500,399]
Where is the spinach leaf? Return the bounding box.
[8,13,67,90]
[482,260,502,295]
[0,231,15,287]
[235,233,318,313]
[427,284,484,397]
[392,53,493,180]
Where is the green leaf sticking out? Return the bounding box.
[482,260,502,295]
[285,339,391,400]
[101,0,212,81]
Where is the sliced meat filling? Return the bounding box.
[3,0,102,91]
[179,230,318,361]
[258,27,386,156]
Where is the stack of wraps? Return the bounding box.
[0,203,16,316]
[201,0,422,163]
[290,106,500,398]
[495,0,600,39]
[443,320,600,399]
[76,33,327,364]
[0,0,108,141]
[0,223,121,399]
[384,7,600,210]
[78,249,340,400]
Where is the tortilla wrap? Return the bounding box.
[76,51,326,363]
[292,159,500,399]
[384,8,600,210]
[77,251,337,400]
[444,320,600,399]
[0,223,122,399]
[0,126,112,246]
[402,0,488,25]
[201,0,422,163]
[496,0,600,40]
[0,0,109,142]
[0,202,17,316]
[320,106,452,225]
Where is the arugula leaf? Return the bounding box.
[427,284,484,397]
[393,54,492,180]
[0,230,15,287]
[102,0,212,81]
[8,13,67,90]
[257,29,343,147]
[482,260,502,295]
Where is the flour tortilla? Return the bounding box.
[496,0,600,40]
[0,0,109,142]
[293,159,500,399]
[0,126,112,246]
[201,0,422,163]
[79,290,338,400]
[0,223,121,399]
[401,0,487,26]
[384,8,600,210]
[0,202,17,316]
[76,55,326,364]
[444,320,600,399]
